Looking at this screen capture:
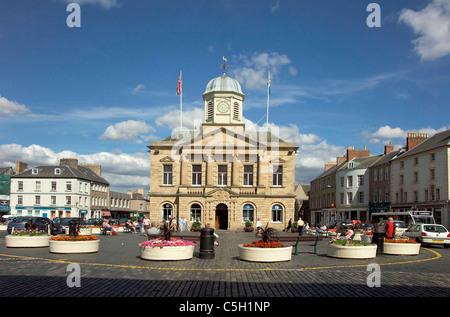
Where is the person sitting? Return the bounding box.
[126,220,136,233]
[102,220,113,235]
[147,222,161,239]
[334,225,354,241]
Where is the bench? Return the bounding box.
[277,235,324,255]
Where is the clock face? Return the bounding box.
[217,102,229,113]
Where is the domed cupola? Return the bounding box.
[202,71,245,125]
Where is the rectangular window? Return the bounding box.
[66,181,72,191]
[191,164,202,186]
[357,175,364,187]
[272,165,283,186]
[51,181,57,191]
[347,192,353,204]
[218,165,227,186]
[358,191,364,204]
[340,193,344,204]
[243,165,254,186]
[35,181,41,191]
[18,181,23,191]
[163,164,173,185]
[340,177,344,187]
[66,196,71,205]
[430,169,435,181]
[17,195,23,205]
[414,172,419,183]
[51,196,56,205]
[35,195,41,205]
[347,176,353,187]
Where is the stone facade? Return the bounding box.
[147,72,298,231]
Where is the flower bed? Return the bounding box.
[5,234,51,248]
[139,238,196,261]
[49,235,99,253]
[238,241,292,262]
[326,239,377,259]
[383,238,420,255]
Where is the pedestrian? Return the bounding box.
[283,218,292,232]
[385,217,395,239]
[143,216,150,235]
[256,218,262,233]
[297,217,304,236]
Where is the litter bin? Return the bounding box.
[372,232,384,255]
[199,227,215,259]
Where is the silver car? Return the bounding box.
[403,223,450,248]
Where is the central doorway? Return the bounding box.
[215,203,228,230]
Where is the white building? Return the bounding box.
[390,130,450,227]
[335,156,381,222]
[10,164,93,219]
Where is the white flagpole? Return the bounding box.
[266,70,271,127]
[179,70,183,129]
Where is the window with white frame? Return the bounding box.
[190,204,202,222]
[271,205,283,223]
[243,165,254,186]
[347,176,353,187]
[358,191,364,203]
[272,165,283,186]
[162,203,173,221]
[163,164,173,185]
[357,175,364,187]
[217,165,227,186]
[242,204,254,222]
[35,195,41,205]
[191,165,202,186]
[51,196,56,205]
[51,181,57,191]
[347,192,353,204]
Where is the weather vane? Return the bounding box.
[221,56,229,72]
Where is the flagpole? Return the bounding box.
[179,70,183,129]
[266,70,271,127]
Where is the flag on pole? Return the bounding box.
[176,70,182,95]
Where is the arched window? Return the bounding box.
[271,205,283,223]
[162,203,173,221]
[242,204,254,222]
[190,204,202,222]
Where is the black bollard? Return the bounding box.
[199,227,215,259]
[372,232,384,255]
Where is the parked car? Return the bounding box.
[403,223,450,248]
[379,220,408,235]
[54,217,86,232]
[361,222,373,231]
[327,220,340,229]
[7,216,61,235]
[85,218,103,226]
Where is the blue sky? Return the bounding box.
[1,0,449,192]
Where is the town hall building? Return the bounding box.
[147,70,298,231]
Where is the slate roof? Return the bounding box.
[393,129,450,159]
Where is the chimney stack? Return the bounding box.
[406,133,428,151]
[324,161,337,172]
[346,146,370,162]
[15,161,28,174]
[60,158,78,169]
[80,163,102,177]
[384,142,394,155]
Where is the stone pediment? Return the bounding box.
[159,156,175,162]
[270,157,286,163]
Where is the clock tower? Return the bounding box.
[202,71,245,126]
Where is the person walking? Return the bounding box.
[143,216,150,235]
[385,217,395,239]
[283,218,292,232]
[297,217,304,236]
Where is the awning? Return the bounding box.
[101,211,111,217]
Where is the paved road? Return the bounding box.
[0,230,448,305]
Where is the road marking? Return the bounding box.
[0,248,442,272]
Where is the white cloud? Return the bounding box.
[155,107,204,131]
[0,95,30,117]
[61,0,120,9]
[132,84,145,94]
[362,125,450,144]
[0,144,149,192]
[231,52,295,90]
[100,120,157,144]
[399,0,450,60]
[271,1,280,13]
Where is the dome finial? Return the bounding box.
[221,56,229,73]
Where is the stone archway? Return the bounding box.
[215,203,228,230]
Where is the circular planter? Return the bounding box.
[91,227,101,234]
[140,245,195,261]
[353,233,363,241]
[5,235,51,248]
[383,242,420,255]
[49,239,100,254]
[326,243,377,259]
[238,244,293,262]
[0,225,7,231]
[361,235,373,243]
